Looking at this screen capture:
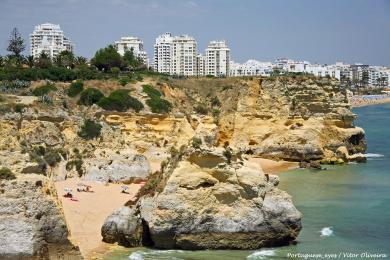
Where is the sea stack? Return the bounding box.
[102,147,302,249]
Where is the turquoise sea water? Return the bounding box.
[103,103,390,260]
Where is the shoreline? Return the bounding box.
[249,157,299,174]
[350,96,390,108]
[54,179,142,259]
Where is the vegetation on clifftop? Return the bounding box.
[98,89,144,112]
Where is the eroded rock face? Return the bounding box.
[0,178,81,259]
[84,153,151,182]
[217,78,367,162]
[102,149,302,250]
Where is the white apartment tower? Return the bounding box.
[205,41,230,76]
[114,36,148,66]
[154,33,173,74]
[30,23,73,59]
[196,54,206,76]
[154,33,197,76]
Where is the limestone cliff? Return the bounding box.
[0,75,366,255]
[0,176,82,259]
[102,148,302,249]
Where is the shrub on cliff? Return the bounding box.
[67,80,84,97]
[191,137,202,149]
[194,104,208,115]
[98,89,144,112]
[143,84,162,98]
[142,84,172,113]
[43,150,62,167]
[78,88,104,106]
[0,167,16,180]
[78,119,102,140]
[32,83,57,96]
[118,76,130,86]
[66,159,84,177]
[146,98,172,113]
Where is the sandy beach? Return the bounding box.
[249,157,299,174]
[54,179,142,259]
[350,96,390,108]
[54,158,295,259]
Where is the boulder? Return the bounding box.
[101,206,143,246]
[102,150,302,250]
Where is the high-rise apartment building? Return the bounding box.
[205,41,230,76]
[196,54,206,76]
[30,23,73,59]
[154,33,197,76]
[114,36,148,66]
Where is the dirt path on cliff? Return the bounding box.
[54,179,142,259]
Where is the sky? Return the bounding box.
[0,0,389,66]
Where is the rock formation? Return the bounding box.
[0,177,82,259]
[0,75,367,255]
[102,148,302,249]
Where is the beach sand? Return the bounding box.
[55,158,295,259]
[351,96,390,108]
[54,179,142,259]
[249,157,299,174]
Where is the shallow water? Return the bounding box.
[103,103,390,259]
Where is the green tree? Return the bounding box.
[123,49,143,68]
[7,28,25,57]
[25,55,35,68]
[54,50,75,68]
[75,56,88,67]
[91,45,122,71]
[35,52,52,69]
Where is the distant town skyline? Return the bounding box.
[0,0,389,66]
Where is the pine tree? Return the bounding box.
[7,28,25,57]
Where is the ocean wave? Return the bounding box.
[128,250,185,260]
[247,249,276,259]
[129,252,144,260]
[320,227,333,237]
[365,153,385,158]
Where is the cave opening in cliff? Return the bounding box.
[141,219,154,247]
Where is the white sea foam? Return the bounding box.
[365,153,385,158]
[320,227,334,237]
[129,250,185,260]
[247,249,276,259]
[129,252,144,260]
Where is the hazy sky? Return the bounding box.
[0,0,389,65]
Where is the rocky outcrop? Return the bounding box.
[102,148,302,250]
[215,78,367,162]
[0,177,81,259]
[84,153,151,182]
